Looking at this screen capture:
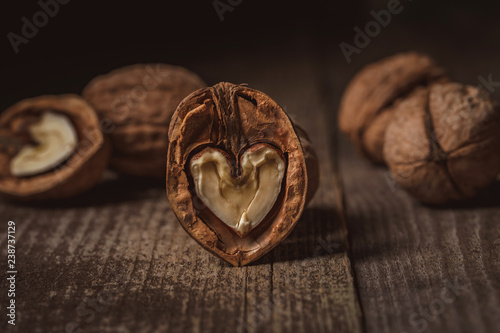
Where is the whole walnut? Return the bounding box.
[384,83,500,204]
[83,64,205,178]
[339,52,447,163]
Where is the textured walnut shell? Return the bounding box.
[166,82,319,266]
[384,83,500,204]
[82,64,205,178]
[339,52,448,163]
[0,95,111,201]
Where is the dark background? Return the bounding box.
[2,0,500,111]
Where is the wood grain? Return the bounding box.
[337,137,500,333]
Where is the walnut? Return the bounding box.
[339,52,448,163]
[384,83,500,204]
[0,95,111,201]
[166,82,319,266]
[82,64,205,178]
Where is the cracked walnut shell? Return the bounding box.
[166,82,319,266]
[339,52,448,163]
[384,83,500,204]
[83,64,205,178]
[0,95,111,201]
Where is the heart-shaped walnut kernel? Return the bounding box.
[166,82,319,266]
[190,144,285,236]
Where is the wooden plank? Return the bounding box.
[253,52,362,333]
[337,137,500,333]
[0,39,362,333]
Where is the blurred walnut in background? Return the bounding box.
[339,52,447,164]
[339,52,500,204]
[0,95,110,201]
[83,64,205,179]
[384,83,500,204]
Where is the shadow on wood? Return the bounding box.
[249,207,346,266]
[425,181,500,210]
[4,172,166,209]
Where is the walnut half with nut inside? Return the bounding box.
[0,95,110,201]
[166,82,319,266]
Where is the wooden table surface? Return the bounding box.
[1,29,499,333]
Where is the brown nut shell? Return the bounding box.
[293,124,319,205]
[384,83,500,204]
[82,64,206,178]
[0,95,111,201]
[339,52,448,163]
[166,82,319,266]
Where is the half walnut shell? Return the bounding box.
[166,82,319,266]
[0,95,111,201]
[339,51,448,163]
